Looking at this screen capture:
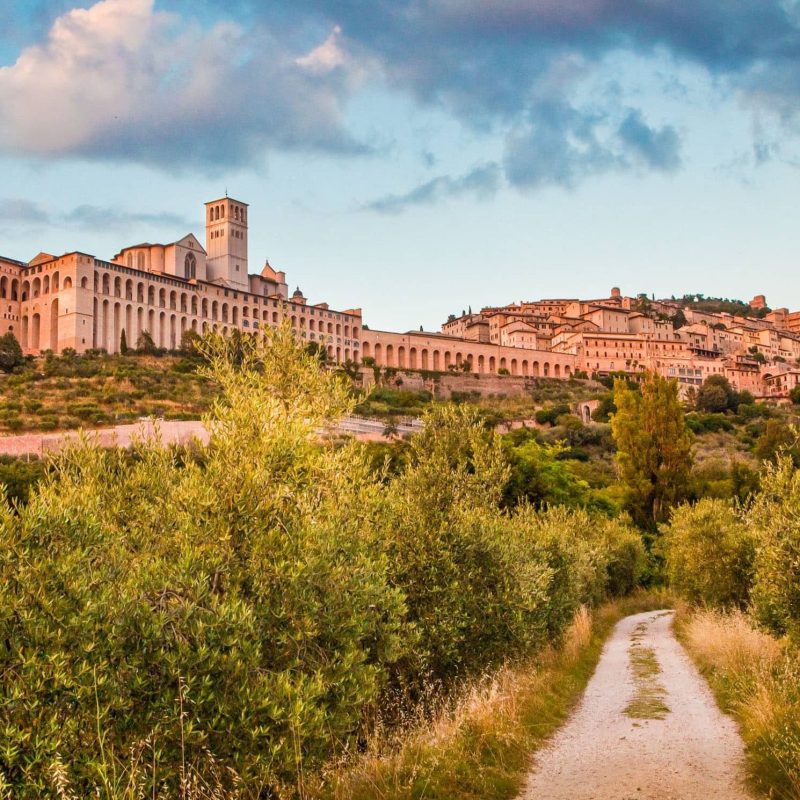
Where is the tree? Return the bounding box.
[754,420,800,465]
[672,309,687,329]
[180,329,202,356]
[0,331,24,372]
[119,328,128,355]
[696,374,737,413]
[611,372,693,530]
[790,385,800,405]
[136,329,156,354]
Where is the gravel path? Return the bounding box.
[519,610,754,800]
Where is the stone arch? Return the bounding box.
[543,363,550,377]
[397,345,406,368]
[532,361,540,376]
[102,273,110,294]
[114,277,122,297]
[385,344,394,366]
[489,355,496,372]
[80,276,88,289]
[43,275,50,294]
[374,343,382,364]
[63,276,72,290]
[32,277,41,298]
[511,358,518,375]
[409,347,417,369]
[554,364,561,377]
[125,279,133,300]
[361,341,371,358]
[522,360,529,376]
[0,276,7,298]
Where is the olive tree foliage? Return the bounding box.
[611,372,693,530]
[662,499,754,609]
[748,456,800,640]
[0,328,407,797]
[379,404,540,687]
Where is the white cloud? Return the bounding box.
[296,25,346,74]
[0,0,371,169]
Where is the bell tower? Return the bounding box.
[204,197,249,289]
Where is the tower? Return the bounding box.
[204,197,249,289]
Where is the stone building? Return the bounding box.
[0,197,362,362]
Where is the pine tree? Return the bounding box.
[611,371,693,530]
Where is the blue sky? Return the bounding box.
[1,0,800,331]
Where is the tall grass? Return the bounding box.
[679,609,800,800]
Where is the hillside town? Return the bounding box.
[2,196,800,400]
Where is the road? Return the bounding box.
[519,610,754,800]
[0,415,423,457]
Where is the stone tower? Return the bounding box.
[204,196,249,289]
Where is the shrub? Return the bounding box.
[748,457,800,640]
[663,499,754,608]
[0,329,408,796]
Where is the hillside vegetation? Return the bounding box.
[0,329,646,799]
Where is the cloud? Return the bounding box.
[617,110,681,172]
[0,198,50,228]
[62,205,194,231]
[5,0,800,191]
[0,0,370,170]
[364,163,501,214]
[0,197,193,235]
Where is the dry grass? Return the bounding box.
[311,593,671,800]
[678,608,800,800]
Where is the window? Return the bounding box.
[184,253,197,280]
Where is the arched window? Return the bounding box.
[137,252,145,270]
[184,253,197,280]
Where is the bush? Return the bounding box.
[748,457,800,640]
[663,499,754,608]
[0,329,408,796]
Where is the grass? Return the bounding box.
[311,591,673,800]
[677,608,800,799]
[623,621,670,720]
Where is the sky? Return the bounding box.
[1,0,800,332]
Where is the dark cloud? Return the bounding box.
[503,101,621,189]
[617,110,681,172]
[364,163,501,213]
[4,0,800,192]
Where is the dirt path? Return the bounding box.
[519,610,754,800]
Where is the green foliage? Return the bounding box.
[696,374,739,413]
[748,457,800,640]
[685,411,734,434]
[535,403,571,427]
[501,433,593,510]
[0,457,46,506]
[591,395,615,423]
[662,499,754,608]
[0,328,407,796]
[119,328,128,355]
[754,420,800,465]
[0,331,24,373]
[0,332,650,797]
[790,385,800,405]
[611,372,693,530]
